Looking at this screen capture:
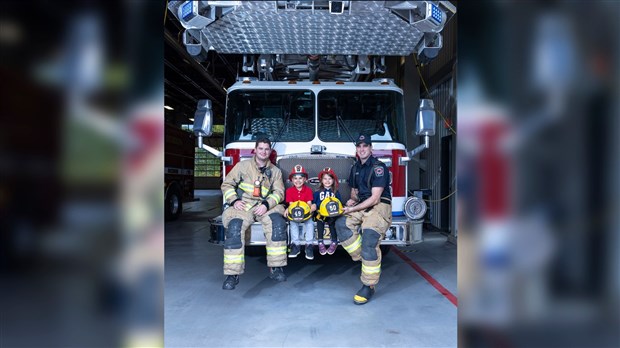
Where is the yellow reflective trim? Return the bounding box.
[223,254,245,264]
[266,246,287,256]
[244,202,257,211]
[362,264,381,274]
[239,183,254,194]
[261,186,269,196]
[267,193,281,204]
[224,189,236,200]
[266,246,287,252]
[343,235,362,253]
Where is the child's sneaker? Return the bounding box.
[289,244,300,258]
[305,245,314,260]
[327,242,338,255]
[318,242,327,255]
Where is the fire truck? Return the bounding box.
[165,123,196,220]
[167,1,455,244]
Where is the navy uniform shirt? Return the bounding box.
[313,188,343,207]
[348,156,391,202]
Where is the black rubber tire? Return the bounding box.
[165,184,183,221]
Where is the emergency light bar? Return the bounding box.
[412,1,446,33]
[178,1,215,29]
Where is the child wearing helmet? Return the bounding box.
[284,164,317,260]
[313,167,343,255]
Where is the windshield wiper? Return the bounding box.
[271,98,293,148]
[336,114,357,144]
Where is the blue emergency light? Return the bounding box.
[428,3,442,25]
[181,1,196,22]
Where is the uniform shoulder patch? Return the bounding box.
[373,166,384,177]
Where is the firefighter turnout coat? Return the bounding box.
[220,156,287,275]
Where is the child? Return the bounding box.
[284,164,316,260]
[313,167,342,255]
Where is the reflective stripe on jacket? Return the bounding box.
[220,156,284,209]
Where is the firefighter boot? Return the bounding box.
[269,267,287,282]
[222,275,239,290]
[353,285,375,305]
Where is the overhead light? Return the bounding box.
[164,105,174,110]
[189,118,194,121]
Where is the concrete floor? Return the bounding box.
[165,190,457,347]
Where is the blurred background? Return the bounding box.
[0,1,617,347]
[1,1,164,347]
[457,1,619,347]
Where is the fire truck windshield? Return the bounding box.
[225,89,315,144]
[317,90,405,144]
[224,89,406,145]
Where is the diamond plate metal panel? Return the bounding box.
[202,1,424,55]
[278,155,356,202]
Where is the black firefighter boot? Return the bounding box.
[353,284,375,305]
[269,267,287,282]
[222,275,239,290]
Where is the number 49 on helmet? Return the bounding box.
[287,201,312,222]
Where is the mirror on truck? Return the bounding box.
[415,98,436,136]
[193,99,213,137]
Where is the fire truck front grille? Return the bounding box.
[278,155,356,203]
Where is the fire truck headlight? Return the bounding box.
[404,196,427,220]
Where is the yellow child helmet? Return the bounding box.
[318,197,344,218]
[287,201,312,222]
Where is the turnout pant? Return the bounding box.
[221,204,287,275]
[335,203,391,286]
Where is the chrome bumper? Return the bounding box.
[208,216,423,246]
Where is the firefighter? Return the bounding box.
[220,137,287,290]
[336,133,392,304]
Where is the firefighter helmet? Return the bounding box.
[318,196,344,218]
[288,164,308,181]
[287,201,312,222]
[318,167,339,190]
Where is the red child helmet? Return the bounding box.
[318,167,338,190]
[289,164,308,180]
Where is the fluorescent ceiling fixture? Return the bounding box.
[164,105,174,110]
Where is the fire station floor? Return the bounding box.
[165,190,457,347]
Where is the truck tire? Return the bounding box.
[165,184,183,221]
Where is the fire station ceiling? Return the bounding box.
[164,17,239,127]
